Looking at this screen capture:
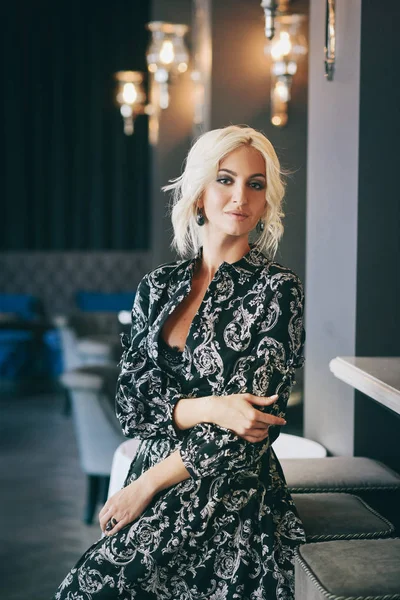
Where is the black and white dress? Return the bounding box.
[54,244,307,600]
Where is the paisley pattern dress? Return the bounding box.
[53,244,307,600]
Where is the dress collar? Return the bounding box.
[192,243,270,275]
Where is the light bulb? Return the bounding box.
[159,40,175,65]
[120,104,132,117]
[272,116,283,126]
[271,32,292,60]
[118,310,131,325]
[122,83,137,104]
[275,81,290,103]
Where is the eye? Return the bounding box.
[216,177,233,185]
[249,180,265,190]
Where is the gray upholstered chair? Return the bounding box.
[55,313,122,370]
[54,313,123,415]
[60,364,126,524]
[295,537,400,600]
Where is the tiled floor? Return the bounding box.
[1,383,304,600]
[1,387,101,600]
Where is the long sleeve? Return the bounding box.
[179,273,305,480]
[115,274,186,441]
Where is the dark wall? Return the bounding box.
[211,0,309,281]
[356,0,400,358]
[354,0,400,471]
[149,0,309,277]
[149,0,193,268]
[1,0,150,251]
[0,251,150,315]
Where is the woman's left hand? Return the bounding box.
[99,478,154,536]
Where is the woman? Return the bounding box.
[54,125,306,600]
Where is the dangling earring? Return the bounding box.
[196,207,205,226]
[256,219,265,233]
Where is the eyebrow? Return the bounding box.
[218,168,266,179]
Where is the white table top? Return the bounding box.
[329,356,400,415]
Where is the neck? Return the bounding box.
[196,236,251,283]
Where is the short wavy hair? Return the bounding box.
[163,125,286,259]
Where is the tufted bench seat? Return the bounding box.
[293,492,394,542]
[295,537,400,600]
[281,457,400,493]
[281,457,400,531]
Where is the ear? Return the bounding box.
[196,193,204,209]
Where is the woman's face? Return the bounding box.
[198,145,267,240]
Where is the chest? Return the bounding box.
[160,277,210,351]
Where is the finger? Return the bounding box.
[104,515,119,535]
[249,411,284,427]
[259,413,286,426]
[242,435,259,442]
[98,503,111,520]
[105,517,126,537]
[99,504,111,525]
[99,507,114,532]
[250,394,279,406]
[243,431,269,443]
[245,427,270,441]
[269,415,287,426]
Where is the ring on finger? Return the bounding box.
[105,517,119,532]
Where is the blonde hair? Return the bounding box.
[163,125,286,259]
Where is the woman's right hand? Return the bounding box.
[206,393,286,443]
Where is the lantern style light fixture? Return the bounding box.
[265,15,307,127]
[260,0,290,40]
[114,71,147,135]
[145,21,190,110]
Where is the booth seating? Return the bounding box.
[281,456,400,531]
[0,330,35,380]
[75,290,135,313]
[0,293,44,321]
[0,294,48,382]
[61,364,125,524]
[295,537,400,600]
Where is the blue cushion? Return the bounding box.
[43,329,64,377]
[0,294,43,320]
[76,291,135,312]
[0,330,34,378]
[0,331,34,343]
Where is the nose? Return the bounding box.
[231,182,248,205]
